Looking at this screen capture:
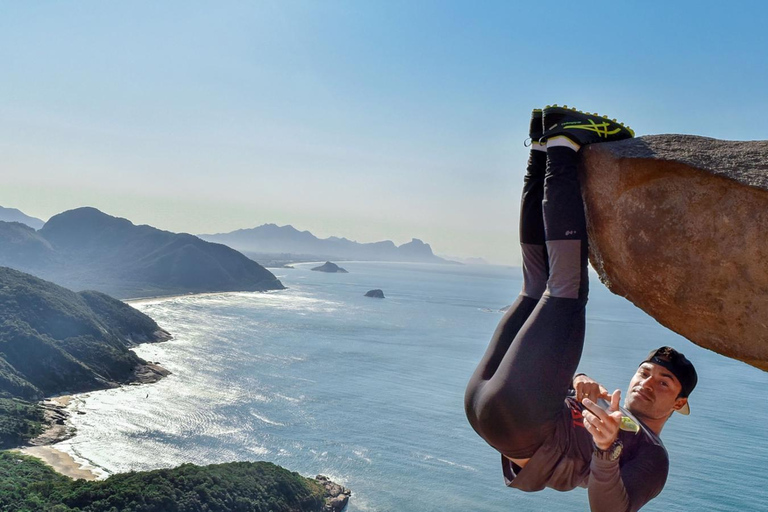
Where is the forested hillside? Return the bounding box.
[0,454,331,512]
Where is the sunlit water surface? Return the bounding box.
[56,262,768,511]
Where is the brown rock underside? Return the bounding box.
[579,135,768,371]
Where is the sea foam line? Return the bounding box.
[415,452,478,472]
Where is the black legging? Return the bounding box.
[464,146,590,459]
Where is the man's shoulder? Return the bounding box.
[621,427,670,472]
[622,408,668,454]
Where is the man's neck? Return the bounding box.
[629,410,668,436]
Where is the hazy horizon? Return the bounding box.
[0,204,484,262]
[3,1,767,264]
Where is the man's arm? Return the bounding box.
[588,443,668,512]
[581,391,668,511]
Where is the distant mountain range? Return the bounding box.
[0,207,284,298]
[0,206,45,230]
[200,224,450,263]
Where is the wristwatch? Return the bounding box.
[593,440,623,462]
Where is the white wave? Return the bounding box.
[54,441,112,480]
[249,412,285,426]
[246,445,270,456]
[415,452,477,472]
[352,449,372,464]
[274,393,303,403]
[346,494,375,512]
[133,289,347,316]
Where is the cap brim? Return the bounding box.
[676,401,690,415]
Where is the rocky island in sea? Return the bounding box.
[0,266,350,511]
[311,261,349,273]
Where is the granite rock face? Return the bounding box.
[315,475,351,511]
[580,135,768,371]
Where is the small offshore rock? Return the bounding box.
[315,474,351,511]
[364,289,385,298]
[311,261,349,273]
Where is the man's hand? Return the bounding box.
[582,390,622,451]
[572,374,609,403]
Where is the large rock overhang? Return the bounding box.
[579,135,768,371]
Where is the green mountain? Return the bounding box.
[0,454,338,512]
[0,221,56,270]
[0,266,170,401]
[0,207,284,299]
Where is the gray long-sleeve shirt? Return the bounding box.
[501,397,668,512]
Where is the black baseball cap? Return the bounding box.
[642,346,697,415]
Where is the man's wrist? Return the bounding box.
[593,439,623,461]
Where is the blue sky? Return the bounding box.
[2,1,766,263]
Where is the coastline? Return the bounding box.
[14,395,99,480]
[12,307,352,510]
[16,445,100,481]
[17,365,353,510]
[15,357,172,481]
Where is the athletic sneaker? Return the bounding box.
[540,105,634,146]
[529,108,544,140]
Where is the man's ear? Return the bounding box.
[673,397,688,412]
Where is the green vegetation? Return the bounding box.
[0,453,326,512]
[0,267,337,511]
[0,266,170,447]
[0,266,168,400]
[0,398,45,448]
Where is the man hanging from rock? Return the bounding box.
[464,105,698,512]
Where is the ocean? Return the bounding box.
[56,261,768,511]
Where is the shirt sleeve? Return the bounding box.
[588,444,669,512]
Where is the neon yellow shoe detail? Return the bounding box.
[540,105,634,146]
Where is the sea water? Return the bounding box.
[56,262,768,511]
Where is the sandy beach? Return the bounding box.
[48,395,73,407]
[16,446,98,481]
[14,394,100,480]
[11,316,172,484]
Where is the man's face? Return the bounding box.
[625,362,688,421]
